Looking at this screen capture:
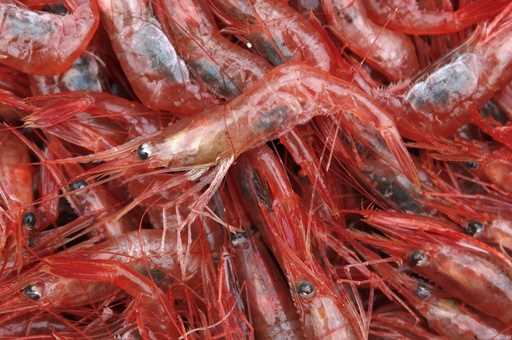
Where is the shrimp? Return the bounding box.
[43,258,183,339]
[222,184,302,338]
[394,3,512,138]
[351,237,512,340]
[208,0,341,72]
[96,0,216,114]
[0,129,36,271]
[362,0,510,35]
[321,0,420,81]
[0,0,99,75]
[0,229,200,315]
[231,233,302,339]
[314,113,426,213]
[154,0,271,99]
[232,145,365,339]
[75,64,414,184]
[45,137,137,238]
[354,210,512,324]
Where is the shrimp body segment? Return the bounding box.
[322,0,420,80]
[97,0,215,114]
[363,0,511,35]
[0,0,99,75]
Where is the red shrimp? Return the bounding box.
[208,0,341,72]
[218,182,303,339]
[0,229,200,315]
[417,164,512,250]
[154,0,271,99]
[231,231,302,339]
[354,210,512,324]
[362,0,509,35]
[233,146,365,339]
[43,258,183,339]
[313,114,426,213]
[97,0,216,114]
[0,0,99,75]
[351,238,512,340]
[0,129,36,271]
[424,140,512,194]
[392,3,512,139]
[45,137,137,238]
[321,0,420,81]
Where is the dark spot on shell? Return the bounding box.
[251,170,273,209]
[255,106,289,133]
[481,101,509,125]
[342,12,353,24]
[250,34,286,66]
[370,174,423,213]
[190,60,240,98]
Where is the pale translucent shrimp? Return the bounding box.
[97,0,216,114]
[0,0,99,75]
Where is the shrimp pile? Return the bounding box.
[1,0,512,338]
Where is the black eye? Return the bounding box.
[296,281,315,298]
[230,231,248,246]
[23,284,42,300]
[463,161,479,169]
[22,212,36,228]
[416,283,431,300]
[137,143,151,160]
[69,180,87,191]
[466,220,484,236]
[409,250,427,267]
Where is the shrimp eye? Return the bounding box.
[69,179,87,191]
[415,283,431,300]
[409,250,427,267]
[22,212,36,228]
[463,161,479,169]
[466,221,484,236]
[137,143,152,160]
[23,284,42,300]
[230,231,248,246]
[296,281,315,298]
